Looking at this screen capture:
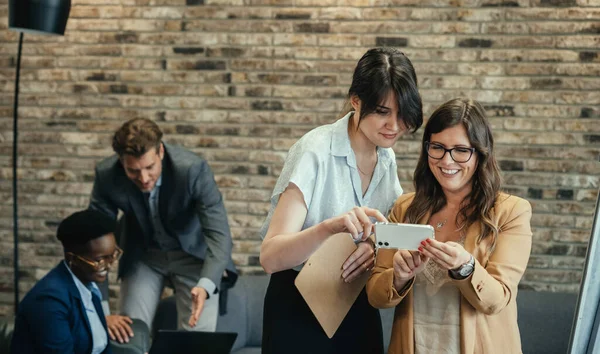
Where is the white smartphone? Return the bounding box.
[374,222,435,250]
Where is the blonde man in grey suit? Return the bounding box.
[89,118,237,344]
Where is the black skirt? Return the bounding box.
[262,269,384,354]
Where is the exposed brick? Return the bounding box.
[85,72,118,81]
[579,24,600,34]
[528,188,543,199]
[109,84,128,94]
[530,78,563,89]
[539,0,577,6]
[481,1,520,6]
[584,135,600,144]
[557,189,574,200]
[545,244,569,255]
[499,160,524,171]
[257,165,269,175]
[206,47,245,57]
[274,11,311,20]
[114,32,138,43]
[294,23,330,33]
[579,51,598,62]
[484,105,515,116]
[580,107,597,118]
[375,37,408,47]
[1,0,598,313]
[457,38,494,48]
[173,47,205,55]
[251,100,283,111]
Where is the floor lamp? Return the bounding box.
[8,0,71,313]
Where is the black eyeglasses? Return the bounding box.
[425,142,476,163]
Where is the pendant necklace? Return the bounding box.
[436,218,447,229]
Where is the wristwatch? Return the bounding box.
[450,254,475,279]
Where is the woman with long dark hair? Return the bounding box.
[367,98,532,354]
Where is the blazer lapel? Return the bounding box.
[60,263,94,354]
[91,291,108,329]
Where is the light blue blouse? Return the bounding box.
[259,112,403,264]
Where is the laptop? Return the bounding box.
[149,330,238,354]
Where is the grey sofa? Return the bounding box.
[0,275,579,354]
[152,275,268,353]
[154,275,578,354]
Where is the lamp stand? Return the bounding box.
[13,31,23,314]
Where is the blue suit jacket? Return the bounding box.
[10,262,111,354]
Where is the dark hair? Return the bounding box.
[347,47,423,133]
[112,118,163,158]
[57,209,116,252]
[405,98,502,253]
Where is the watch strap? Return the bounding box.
[449,254,475,279]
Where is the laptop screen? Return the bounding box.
[149,330,238,354]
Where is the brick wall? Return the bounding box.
[0,0,599,315]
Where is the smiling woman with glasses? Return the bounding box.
[67,246,123,272]
[367,98,533,354]
[11,209,118,354]
[425,142,476,163]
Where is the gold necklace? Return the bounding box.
[356,156,377,176]
[357,164,372,176]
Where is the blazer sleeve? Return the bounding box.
[366,197,415,309]
[89,165,119,220]
[25,293,76,354]
[190,159,233,290]
[452,197,533,315]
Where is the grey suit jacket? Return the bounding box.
[89,143,237,291]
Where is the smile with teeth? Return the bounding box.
[96,270,108,276]
[441,168,459,175]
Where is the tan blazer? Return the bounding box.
[367,192,532,354]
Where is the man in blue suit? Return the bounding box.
[11,209,119,354]
[89,118,237,343]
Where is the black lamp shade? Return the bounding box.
[9,0,71,35]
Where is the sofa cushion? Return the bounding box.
[379,308,394,352]
[0,316,14,354]
[110,318,150,354]
[216,281,247,351]
[232,347,261,354]
[217,275,270,349]
[517,289,577,354]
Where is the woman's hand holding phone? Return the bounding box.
[392,249,429,292]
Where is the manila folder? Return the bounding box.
[294,232,370,338]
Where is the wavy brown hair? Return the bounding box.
[112,118,163,158]
[405,98,502,253]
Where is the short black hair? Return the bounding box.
[348,47,423,133]
[57,209,116,251]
